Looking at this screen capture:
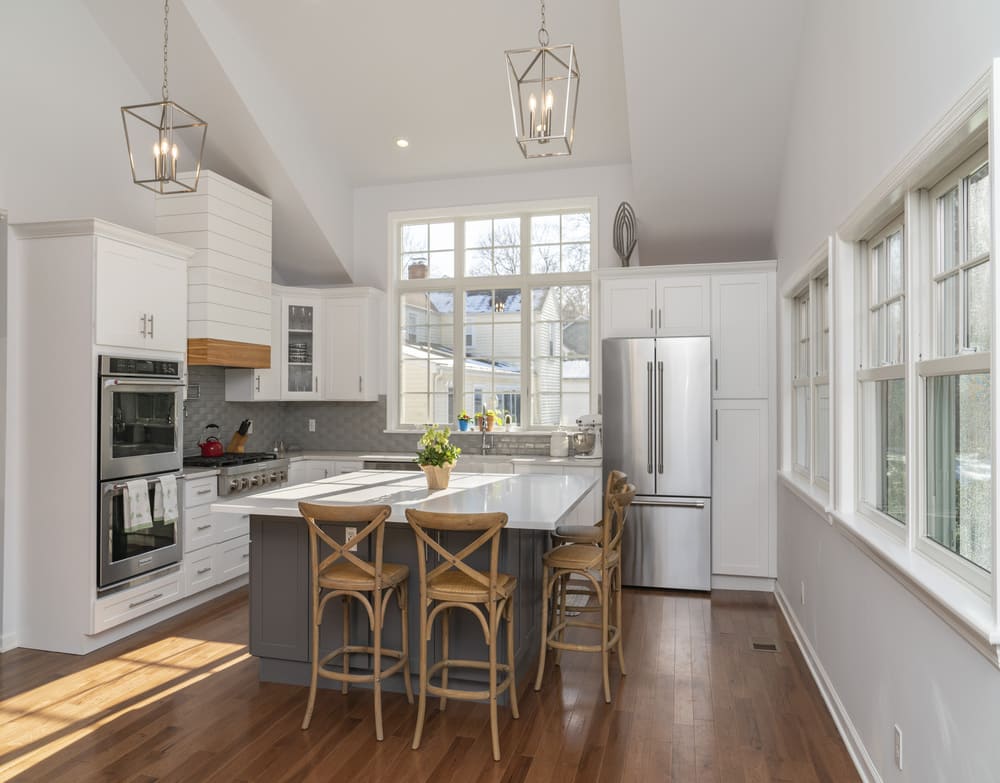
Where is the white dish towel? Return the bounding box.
[153,475,179,526]
[124,479,153,532]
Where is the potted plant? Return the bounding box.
[484,409,497,432]
[457,410,471,432]
[474,411,484,431]
[415,425,461,490]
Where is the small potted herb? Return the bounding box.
[474,411,485,431]
[484,409,497,432]
[415,425,462,490]
[457,410,471,432]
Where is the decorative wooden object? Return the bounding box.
[188,338,270,368]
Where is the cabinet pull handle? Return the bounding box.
[148,313,154,339]
[139,314,147,338]
[359,375,363,393]
[129,593,163,609]
[658,309,662,329]
[649,309,653,330]
[715,410,719,441]
[241,552,250,560]
[255,375,261,392]
[196,488,212,496]
[314,376,318,392]
[714,358,719,391]
[196,524,212,531]
[196,567,212,575]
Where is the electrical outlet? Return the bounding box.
[308,418,316,432]
[345,527,358,552]
[246,419,253,435]
[893,725,902,770]
[800,580,806,606]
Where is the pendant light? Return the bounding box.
[505,0,580,158]
[121,0,207,193]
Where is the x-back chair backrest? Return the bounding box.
[298,502,392,585]
[405,509,508,602]
[601,470,628,523]
[601,483,637,563]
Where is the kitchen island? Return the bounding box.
[212,470,597,699]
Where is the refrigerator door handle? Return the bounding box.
[633,498,707,509]
[657,361,664,474]
[646,361,654,474]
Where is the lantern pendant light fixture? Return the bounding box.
[121,0,207,193]
[505,0,580,158]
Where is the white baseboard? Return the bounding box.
[0,631,18,652]
[711,574,775,592]
[774,583,882,783]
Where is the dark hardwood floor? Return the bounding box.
[0,587,859,782]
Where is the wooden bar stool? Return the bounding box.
[405,508,519,762]
[298,502,413,740]
[534,483,636,703]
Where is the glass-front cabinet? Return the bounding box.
[281,295,323,400]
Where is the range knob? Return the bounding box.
[229,479,241,492]
[239,477,250,491]
[249,475,261,487]
[269,471,280,482]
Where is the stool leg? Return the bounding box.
[373,589,384,741]
[399,582,414,704]
[341,596,350,695]
[301,589,320,730]
[555,572,569,668]
[489,604,500,762]
[412,597,428,750]
[534,565,550,692]
[506,597,519,720]
[615,568,627,676]
[439,607,449,711]
[601,576,611,704]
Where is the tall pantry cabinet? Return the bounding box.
[599,262,776,587]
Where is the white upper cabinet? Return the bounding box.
[280,294,323,400]
[600,274,710,338]
[95,235,188,353]
[711,272,770,399]
[225,296,281,401]
[323,288,383,402]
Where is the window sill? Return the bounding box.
[384,428,547,437]
[829,508,1000,668]
[778,470,831,520]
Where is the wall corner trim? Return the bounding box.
[775,583,883,783]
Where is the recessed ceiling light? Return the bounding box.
[394,137,410,149]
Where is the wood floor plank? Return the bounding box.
[0,587,859,783]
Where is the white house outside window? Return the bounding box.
[392,204,595,430]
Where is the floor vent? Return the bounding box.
[751,639,779,653]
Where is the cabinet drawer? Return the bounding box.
[215,513,249,544]
[185,506,216,553]
[185,551,217,595]
[218,535,250,582]
[91,571,182,633]
[184,477,218,508]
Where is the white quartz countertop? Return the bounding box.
[211,470,596,531]
[284,451,601,467]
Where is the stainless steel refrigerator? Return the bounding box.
[602,336,711,591]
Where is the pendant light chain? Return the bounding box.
[161,0,170,101]
[537,0,549,47]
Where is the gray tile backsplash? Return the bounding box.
[183,367,552,456]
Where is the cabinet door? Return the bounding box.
[225,297,281,401]
[711,273,769,398]
[95,238,157,351]
[656,276,710,336]
[599,277,656,338]
[286,461,309,486]
[143,254,187,353]
[712,399,770,577]
[325,297,372,400]
[281,296,322,400]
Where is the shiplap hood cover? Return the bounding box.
[84,0,804,280]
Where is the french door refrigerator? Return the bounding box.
[602,336,712,590]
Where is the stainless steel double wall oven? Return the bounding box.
[98,356,185,589]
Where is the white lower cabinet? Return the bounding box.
[218,535,251,582]
[181,476,251,596]
[185,550,216,594]
[92,570,182,634]
[711,399,772,577]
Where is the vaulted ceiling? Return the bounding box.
[84,0,804,282]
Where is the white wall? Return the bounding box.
[0,1,157,230]
[774,1,1000,781]
[352,163,638,290]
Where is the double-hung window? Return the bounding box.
[919,148,992,581]
[790,263,830,489]
[392,204,595,430]
[858,217,907,527]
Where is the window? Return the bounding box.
[789,262,830,490]
[920,149,991,576]
[858,217,907,527]
[392,204,594,429]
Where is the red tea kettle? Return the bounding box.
[198,424,224,457]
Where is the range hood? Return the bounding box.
[155,170,273,368]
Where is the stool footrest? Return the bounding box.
[316,645,407,684]
[425,657,516,701]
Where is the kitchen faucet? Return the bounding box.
[482,428,494,455]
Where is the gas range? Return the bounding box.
[183,452,289,496]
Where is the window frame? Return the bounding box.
[387,197,599,433]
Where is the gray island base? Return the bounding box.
[213,470,597,703]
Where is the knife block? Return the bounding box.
[226,433,248,454]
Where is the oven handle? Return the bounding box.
[105,472,183,492]
[103,378,185,389]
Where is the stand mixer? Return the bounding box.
[573,414,603,460]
